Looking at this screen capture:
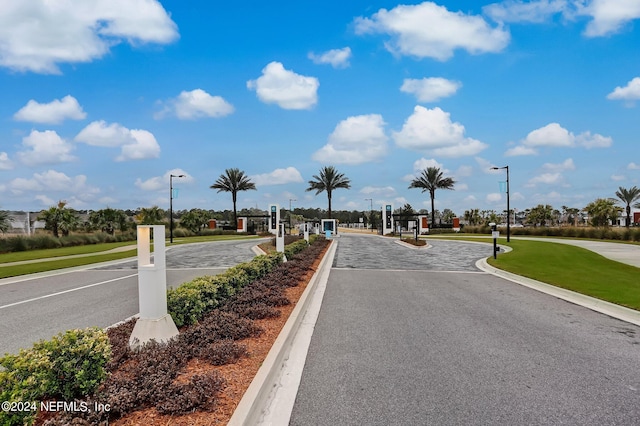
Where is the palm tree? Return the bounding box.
[408,167,455,228]
[137,206,166,225]
[210,168,256,228]
[306,166,351,219]
[615,186,640,228]
[39,201,79,237]
[584,198,622,227]
[0,209,11,233]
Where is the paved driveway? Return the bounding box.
[290,234,640,425]
[0,238,266,355]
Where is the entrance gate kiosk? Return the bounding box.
[321,219,337,237]
[268,204,280,235]
[129,225,179,350]
[418,215,429,234]
[383,204,394,235]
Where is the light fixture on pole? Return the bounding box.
[289,198,296,234]
[364,198,373,231]
[490,166,510,242]
[169,174,185,244]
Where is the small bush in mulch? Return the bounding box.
[40,237,330,426]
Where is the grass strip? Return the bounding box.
[0,241,135,263]
[0,251,137,279]
[435,237,640,311]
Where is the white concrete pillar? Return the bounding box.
[237,217,247,233]
[129,225,179,350]
[303,223,309,242]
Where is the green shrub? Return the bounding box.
[0,328,111,426]
[167,286,208,327]
[285,239,309,259]
[167,252,284,327]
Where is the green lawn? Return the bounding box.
[0,241,135,263]
[0,234,261,279]
[436,237,640,311]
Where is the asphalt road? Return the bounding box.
[0,238,266,356]
[290,234,640,425]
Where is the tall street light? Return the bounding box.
[364,198,373,231]
[490,166,510,242]
[170,174,185,243]
[289,198,296,234]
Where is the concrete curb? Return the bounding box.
[393,239,431,250]
[476,257,640,327]
[228,239,337,425]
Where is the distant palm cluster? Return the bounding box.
[1,170,639,239]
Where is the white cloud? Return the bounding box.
[35,194,55,206]
[505,145,538,156]
[17,130,76,166]
[486,193,502,203]
[0,0,178,74]
[250,167,304,186]
[403,158,448,181]
[464,195,478,202]
[400,77,462,102]
[13,95,86,124]
[527,172,563,186]
[508,123,612,153]
[393,106,488,157]
[575,131,612,148]
[135,169,194,191]
[312,114,388,165]
[360,186,397,197]
[483,0,568,23]
[628,162,640,170]
[9,170,99,196]
[542,158,575,171]
[354,2,510,61]
[524,123,574,147]
[155,89,234,120]
[75,120,160,161]
[308,47,352,68]
[455,165,474,177]
[247,62,319,110]
[611,175,626,181]
[607,77,640,102]
[0,152,13,170]
[581,0,640,37]
[475,157,503,174]
[456,183,469,191]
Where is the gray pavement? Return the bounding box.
[0,238,266,356]
[289,234,640,425]
[333,234,490,271]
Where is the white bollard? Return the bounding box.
[276,222,287,262]
[303,223,309,243]
[129,225,179,350]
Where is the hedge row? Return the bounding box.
[167,252,283,327]
[462,225,640,241]
[0,328,111,426]
[0,232,137,253]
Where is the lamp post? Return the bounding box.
[289,198,296,235]
[490,166,510,242]
[364,198,373,231]
[169,174,185,243]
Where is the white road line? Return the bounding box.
[0,273,138,310]
[331,267,486,273]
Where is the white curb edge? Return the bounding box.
[228,239,337,425]
[476,257,640,327]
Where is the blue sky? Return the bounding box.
[1,0,639,216]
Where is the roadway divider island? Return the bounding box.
[0,235,330,426]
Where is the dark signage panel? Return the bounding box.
[271,205,277,229]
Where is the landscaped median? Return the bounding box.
[0,235,331,426]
